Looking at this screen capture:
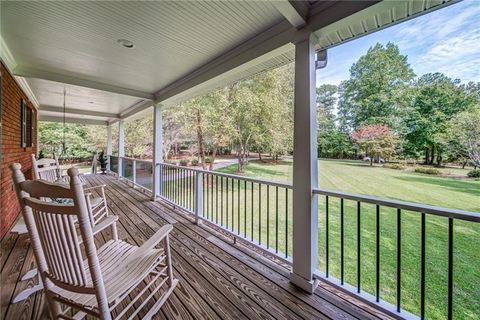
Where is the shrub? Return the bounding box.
[179,159,189,166]
[414,167,440,175]
[191,159,199,166]
[467,169,480,178]
[205,157,212,164]
[385,163,405,170]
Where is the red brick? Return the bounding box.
[1,62,37,239]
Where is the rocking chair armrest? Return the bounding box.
[83,184,107,192]
[125,224,173,264]
[91,215,119,236]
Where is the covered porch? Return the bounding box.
[2,0,479,319]
[1,173,390,320]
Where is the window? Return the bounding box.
[20,99,34,148]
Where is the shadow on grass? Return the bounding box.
[217,160,289,178]
[394,175,480,197]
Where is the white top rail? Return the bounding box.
[158,162,293,190]
[110,155,153,164]
[313,188,480,223]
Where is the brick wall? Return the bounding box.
[1,62,37,239]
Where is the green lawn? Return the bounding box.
[208,159,480,319]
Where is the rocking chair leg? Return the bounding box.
[142,279,179,320]
[21,267,38,281]
[13,272,44,303]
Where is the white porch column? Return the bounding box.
[152,104,163,200]
[106,125,112,171]
[290,32,319,293]
[118,120,125,178]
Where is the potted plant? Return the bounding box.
[98,150,108,174]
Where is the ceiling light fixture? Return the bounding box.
[117,39,135,49]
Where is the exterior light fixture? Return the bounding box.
[315,50,327,69]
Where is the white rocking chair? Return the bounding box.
[10,163,178,319]
[12,155,116,303]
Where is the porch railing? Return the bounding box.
[312,188,480,319]
[157,163,293,258]
[107,156,480,319]
[108,156,153,191]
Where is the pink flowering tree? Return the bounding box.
[352,125,397,166]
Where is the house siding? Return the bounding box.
[1,62,37,239]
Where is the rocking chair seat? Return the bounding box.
[49,239,165,312]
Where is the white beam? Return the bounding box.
[40,105,120,119]
[118,120,125,177]
[152,104,163,200]
[290,32,319,293]
[38,115,107,126]
[13,66,154,100]
[272,0,308,28]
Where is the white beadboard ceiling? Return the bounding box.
[0,0,455,124]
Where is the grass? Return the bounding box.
[209,159,480,319]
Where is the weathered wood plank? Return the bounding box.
[0,174,395,320]
[0,234,30,319]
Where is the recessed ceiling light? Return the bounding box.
[117,39,135,49]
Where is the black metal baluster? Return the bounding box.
[221,177,224,226]
[205,174,209,220]
[259,184,262,245]
[275,186,279,253]
[376,204,380,302]
[397,208,401,312]
[357,201,361,292]
[244,180,247,237]
[216,176,219,223]
[226,177,229,229]
[285,188,288,258]
[237,179,240,235]
[447,218,453,320]
[420,212,426,319]
[267,185,270,249]
[232,179,234,232]
[251,182,254,241]
[341,198,344,285]
[326,196,329,277]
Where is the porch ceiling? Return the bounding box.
[0,0,455,124]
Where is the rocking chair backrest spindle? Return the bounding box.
[10,163,110,314]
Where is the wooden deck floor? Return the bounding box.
[1,174,392,320]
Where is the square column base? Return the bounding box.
[290,272,319,293]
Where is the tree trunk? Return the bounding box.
[425,147,429,164]
[429,145,435,165]
[258,152,262,161]
[237,144,245,173]
[370,158,373,166]
[195,109,206,170]
[209,145,218,171]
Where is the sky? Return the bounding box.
[317,0,480,86]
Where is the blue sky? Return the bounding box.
[317,0,480,86]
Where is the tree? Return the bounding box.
[203,89,234,170]
[38,122,105,159]
[352,124,397,166]
[338,42,415,130]
[403,74,478,165]
[445,106,480,168]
